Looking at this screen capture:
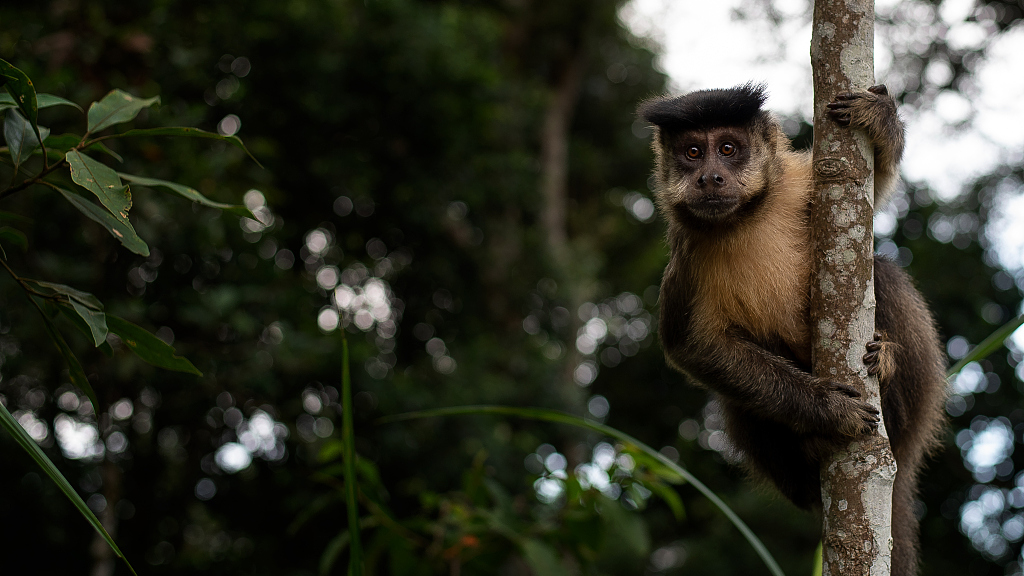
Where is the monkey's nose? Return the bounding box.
[698,173,726,187]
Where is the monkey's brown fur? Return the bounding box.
[640,84,946,576]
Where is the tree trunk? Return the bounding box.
[810,1,897,575]
[539,50,585,261]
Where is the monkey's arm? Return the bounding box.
[659,266,878,439]
[827,85,905,205]
[669,330,879,439]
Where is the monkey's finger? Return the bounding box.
[863,352,880,366]
[826,101,852,110]
[833,92,857,101]
[828,112,852,126]
[832,382,862,397]
[865,341,882,352]
[867,364,881,376]
[868,85,889,95]
[874,331,883,341]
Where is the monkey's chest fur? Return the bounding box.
[682,184,813,368]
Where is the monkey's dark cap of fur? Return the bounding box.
[638,83,768,130]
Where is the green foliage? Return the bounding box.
[0,58,252,573]
[119,173,253,218]
[105,315,202,376]
[381,405,784,576]
[86,90,161,135]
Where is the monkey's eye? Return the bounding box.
[720,142,736,156]
[685,146,702,159]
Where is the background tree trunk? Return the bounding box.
[810,1,898,575]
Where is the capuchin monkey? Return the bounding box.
[639,84,945,576]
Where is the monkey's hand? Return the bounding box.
[811,379,880,439]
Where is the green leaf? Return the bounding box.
[37,93,82,111]
[0,59,40,142]
[647,481,686,521]
[87,89,159,134]
[42,132,82,153]
[4,110,49,169]
[65,150,132,224]
[86,141,124,163]
[521,539,563,576]
[379,405,786,576]
[598,498,651,557]
[319,530,350,576]
[119,172,252,217]
[0,92,81,111]
[57,305,114,356]
[68,295,109,344]
[0,401,137,576]
[69,300,108,347]
[947,314,1024,378]
[106,314,202,375]
[23,278,104,309]
[21,279,108,346]
[105,126,261,167]
[287,493,340,536]
[623,445,686,484]
[0,226,28,252]
[0,210,31,224]
[44,134,120,161]
[56,187,149,256]
[32,296,98,409]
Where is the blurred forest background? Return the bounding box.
[1,0,1024,575]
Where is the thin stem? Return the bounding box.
[0,157,67,201]
[0,256,64,301]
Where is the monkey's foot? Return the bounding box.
[863,331,898,381]
[863,331,883,375]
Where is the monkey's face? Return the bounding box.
[662,126,756,223]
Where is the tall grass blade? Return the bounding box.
[341,336,363,575]
[947,314,1024,378]
[0,401,138,575]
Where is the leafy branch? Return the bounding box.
[0,58,259,572]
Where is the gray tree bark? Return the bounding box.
[810,1,897,575]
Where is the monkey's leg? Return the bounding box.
[721,401,821,509]
[873,256,946,575]
[671,332,879,441]
[826,85,905,202]
[873,256,946,461]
